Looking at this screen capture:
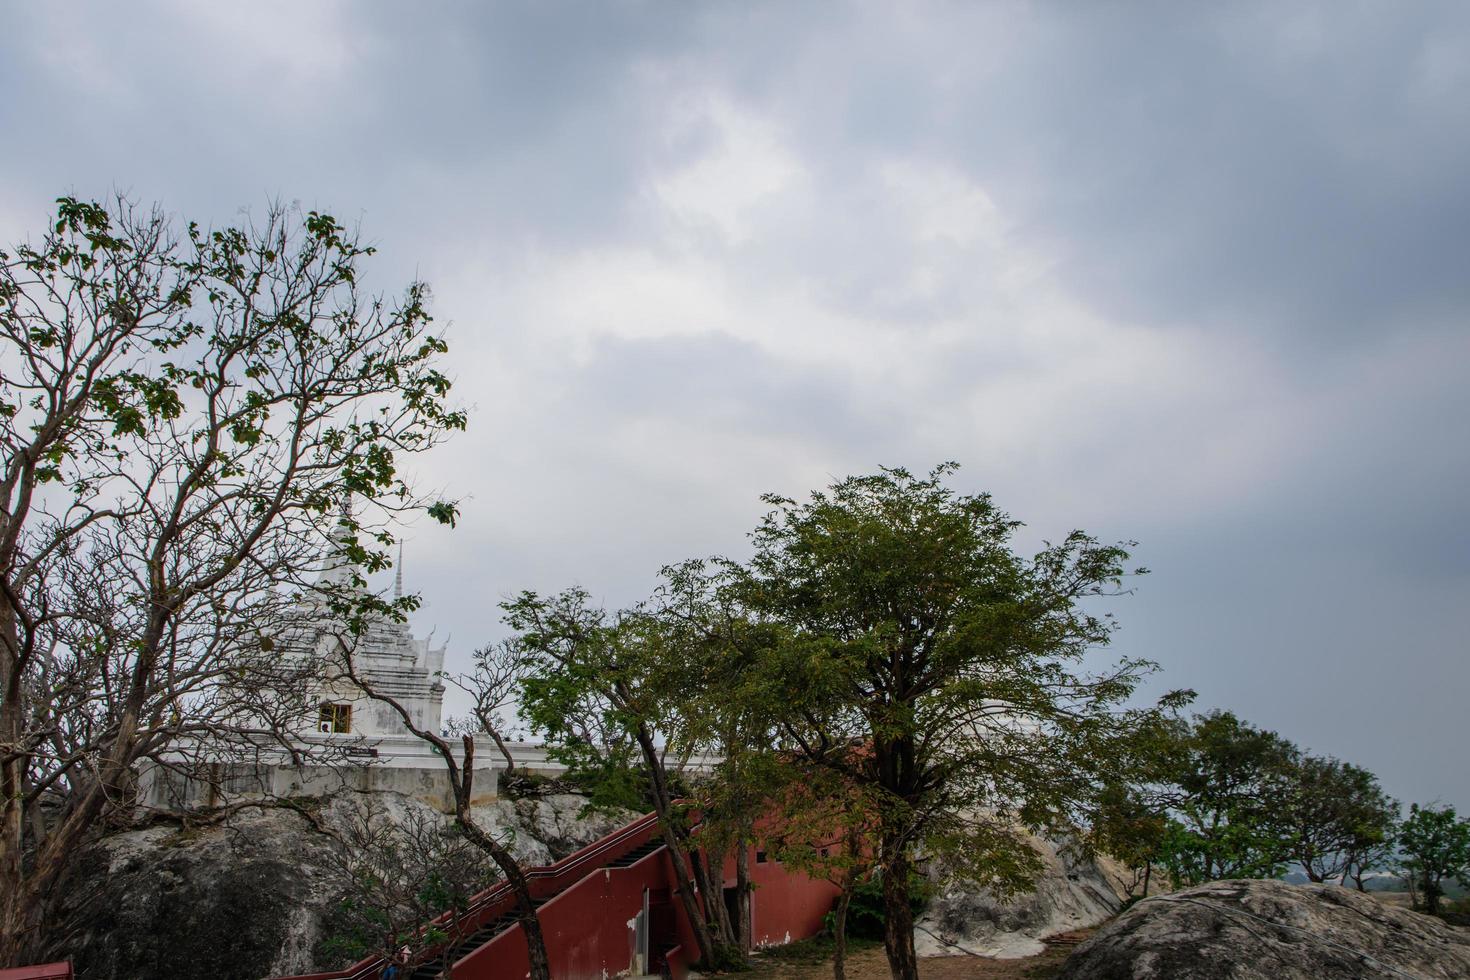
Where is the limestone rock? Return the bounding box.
[1056,878,1470,979]
[914,835,1127,958]
[54,807,340,980]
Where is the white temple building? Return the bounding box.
[143,545,516,812]
[306,556,449,741]
[140,530,709,813]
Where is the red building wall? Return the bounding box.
[740,855,840,948]
[0,966,72,980]
[453,848,698,980]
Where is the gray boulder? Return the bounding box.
[1057,878,1470,979]
[915,835,1128,958]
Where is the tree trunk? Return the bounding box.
[832,873,855,980]
[659,817,718,964]
[0,883,41,969]
[453,736,550,980]
[456,817,549,979]
[0,762,115,966]
[694,846,736,946]
[880,849,919,980]
[1141,862,1152,898]
[735,841,751,950]
[0,781,30,965]
[486,728,517,773]
[631,721,723,966]
[0,604,32,968]
[1425,873,1441,916]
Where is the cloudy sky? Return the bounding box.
[3,2,1467,809]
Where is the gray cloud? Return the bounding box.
[2,1,1466,810]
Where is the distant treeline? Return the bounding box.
[1091,708,1470,918]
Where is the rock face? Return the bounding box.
[914,835,1129,958]
[51,791,631,980]
[1057,878,1470,979]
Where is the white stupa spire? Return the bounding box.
[317,495,360,587]
[394,542,404,600]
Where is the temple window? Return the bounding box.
[318,702,352,734]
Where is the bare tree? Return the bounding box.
[322,796,499,976]
[441,640,529,773]
[336,645,553,980]
[0,195,464,965]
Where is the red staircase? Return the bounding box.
[275,802,840,980]
[273,812,669,980]
[0,965,73,980]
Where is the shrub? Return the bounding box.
[826,869,932,940]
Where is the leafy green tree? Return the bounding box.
[650,567,809,956]
[1090,780,1170,898]
[1157,816,1288,886]
[1282,754,1397,884]
[1087,711,1196,898]
[750,754,882,980]
[1396,803,1470,916]
[505,591,743,968]
[701,465,1186,980]
[1155,711,1295,884]
[1343,818,1398,892]
[0,196,463,965]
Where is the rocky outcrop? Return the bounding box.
[488,795,633,866]
[914,835,1129,958]
[50,791,632,980]
[1057,878,1470,979]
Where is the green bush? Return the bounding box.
[825,870,932,940]
[700,941,751,972]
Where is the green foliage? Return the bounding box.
[1094,710,1400,892]
[510,599,659,814]
[505,466,1187,977]
[701,942,753,972]
[752,933,880,964]
[719,466,1183,897]
[826,869,932,940]
[1157,816,1288,886]
[0,192,467,965]
[1088,779,1169,896]
[1151,711,1295,884]
[1282,754,1397,885]
[1396,803,1470,915]
[1435,895,1470,927]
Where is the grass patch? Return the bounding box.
[1021,959,1069,980]
[751,934,882,966]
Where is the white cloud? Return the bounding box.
[651,93,807,246]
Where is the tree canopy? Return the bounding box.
[728,466,1188,977]
[541,464,1188,980]
[1397,803,1470,916]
